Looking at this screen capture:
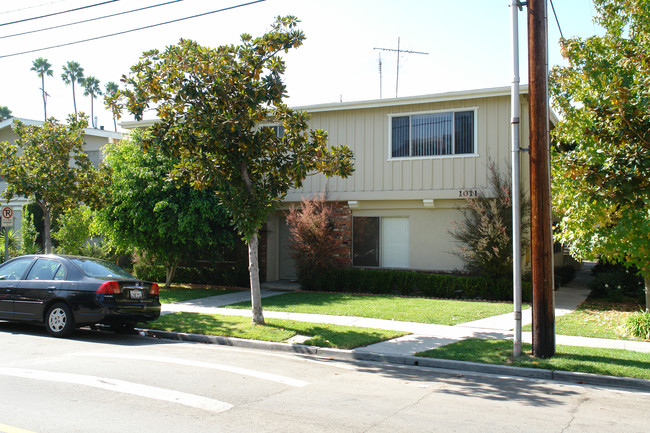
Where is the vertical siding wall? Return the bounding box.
[285,94,524,201]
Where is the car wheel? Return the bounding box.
[110,321,136,334]
[46,303,75,338]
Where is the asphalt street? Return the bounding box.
[1,323,649,433]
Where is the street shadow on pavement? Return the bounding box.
[0,321,173,347]
[348,361,581,407]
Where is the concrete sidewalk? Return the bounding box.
[160,267,650,356]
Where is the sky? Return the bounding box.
[1,0,602,131]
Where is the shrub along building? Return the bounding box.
[265,85,569,282]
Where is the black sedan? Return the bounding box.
[0,254,161,337]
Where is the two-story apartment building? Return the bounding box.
[264,86,538,281]
[0,117,122,234]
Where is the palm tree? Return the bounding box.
[61,61,85,117]
[82,76,102,128]
[31,57,53,121]
[104,81,119,131]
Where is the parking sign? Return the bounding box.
[2,206,13,228]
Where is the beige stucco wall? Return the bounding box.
[349,199,466,271]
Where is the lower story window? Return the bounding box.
[353,217,409,268]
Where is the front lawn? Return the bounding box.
[149,312,407,349]
[158,284,244,304]
[416,339,650,379]
[225,291,521,325]
[524,299,645,340]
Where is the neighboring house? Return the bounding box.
[0,117,122,235]
[264,85,554,281]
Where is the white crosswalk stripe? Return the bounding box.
[76,352,310,387]
[0,367,233,414]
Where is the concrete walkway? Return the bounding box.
[159,266,650,357]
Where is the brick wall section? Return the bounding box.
[329,201,353,268]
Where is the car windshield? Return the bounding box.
[69,257,134,279]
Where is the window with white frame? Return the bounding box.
[390,109,476,158]
[353,217,409,268]
[260,124,285,138]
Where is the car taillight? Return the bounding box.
[97,281,121,294]
[149,282,159,296]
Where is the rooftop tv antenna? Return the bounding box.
[374,37,428,98]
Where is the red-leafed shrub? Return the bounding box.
[286,194,343,288]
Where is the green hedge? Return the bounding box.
[554,265,576,288]
[134,261,249,287]
[300,268,532,302]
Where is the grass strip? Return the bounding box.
[225,292,521,325]
[159,285,244,304]
[149,312,407,349]
[523,300,645,340]
[416,339,650,380]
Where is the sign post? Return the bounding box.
[2,206,13,262]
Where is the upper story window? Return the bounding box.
[390,109,476,159]
[260,124,285,138]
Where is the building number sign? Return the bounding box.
[458,189,479,198]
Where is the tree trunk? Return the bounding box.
[165,259,179,289]
[41,76,47,121]
[72,83,77,117]
[643,271,649,313]
[41,204,52,254]
[248,231,264,325]
[240,161,264,325]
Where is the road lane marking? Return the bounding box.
[0,368,233,414]
[76,353,310,387]
[0,424,38,433]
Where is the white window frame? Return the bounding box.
[352,216,409,269]
[387,107,479,160]
[257,123,285,138]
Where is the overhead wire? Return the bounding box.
[549,0,564,39]
[0,0,266,59]
[0,0,68,16]
[0,0,119,27]
[0,0,183,40]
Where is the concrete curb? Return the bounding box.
[138,328,650,393]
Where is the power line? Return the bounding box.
[0,0,183,40]
[0,0,119,27]
[0,0,266,59]
[0,0,68,16]
[549,0,564,39]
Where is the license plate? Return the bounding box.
[130,290,143,300]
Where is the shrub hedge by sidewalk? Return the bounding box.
[300,268,533,302]
[134,261,249,287]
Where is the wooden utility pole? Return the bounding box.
[528,0,555,358]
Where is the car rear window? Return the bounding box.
[70,257,134,279]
